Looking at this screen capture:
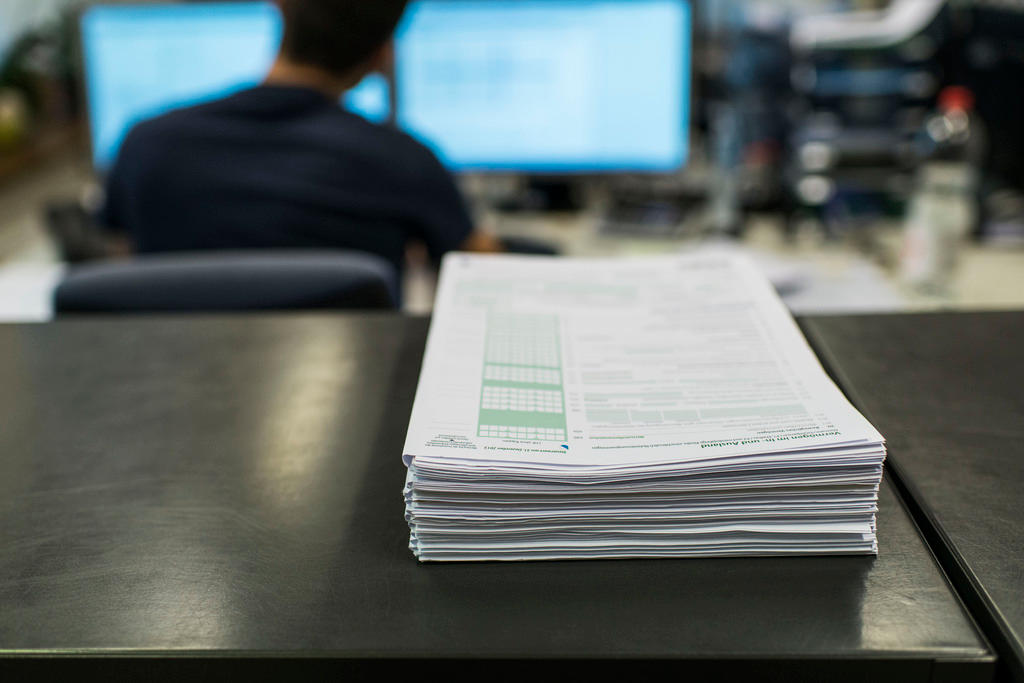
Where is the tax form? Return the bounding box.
[402,253,881,470]
[401,254,885,560]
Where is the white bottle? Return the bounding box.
[901,87,981,294]
[901,163,977,293]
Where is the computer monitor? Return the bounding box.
[394,0,691,174]
[81,2,391,171]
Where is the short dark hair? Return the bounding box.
[278,0,409,76]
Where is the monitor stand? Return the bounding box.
[599,183,707,239]
[493,179,586,213]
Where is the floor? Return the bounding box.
[2,153,1024,320]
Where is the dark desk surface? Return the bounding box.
[0,315,993,681]
[804,312,1024,683]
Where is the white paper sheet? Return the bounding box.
[401,254,886,561]
[403,253,881,469]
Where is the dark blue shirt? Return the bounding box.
[101,85,473,272]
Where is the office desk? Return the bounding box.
[804,312,1024,683]
[0,315,993,681]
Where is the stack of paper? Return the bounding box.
[402,254,886,561]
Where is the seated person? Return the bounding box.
[99,0,502,273]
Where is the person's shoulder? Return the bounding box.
[113,115,175,169]
[117,90,254,169]
[134,85,270,134]
[322,109,450,174]
[146,90,243,125]
[121,97,218,149]
[330,110,422,149]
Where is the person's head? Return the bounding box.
[275,0,409,84]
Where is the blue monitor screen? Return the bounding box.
[395,0,691,173]
[344,74,391,124]
[82,2,391,170]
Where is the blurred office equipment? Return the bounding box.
[78,0,690,223]
[959,0,1024,243]
[80,1,390,172]
[698,2,792,234]
[54,251,397,314]
[791,0,947,51]
[45,197,110,262]
[395,0,691,220]
[395,0,690,173]
[787,0,948,235]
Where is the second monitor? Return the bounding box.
[396,0,691,173]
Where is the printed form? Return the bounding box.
[402,253,881,469]
[401,254,886,560]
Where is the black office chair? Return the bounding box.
[54,250,398,314]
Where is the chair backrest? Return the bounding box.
[54,250,398,314]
